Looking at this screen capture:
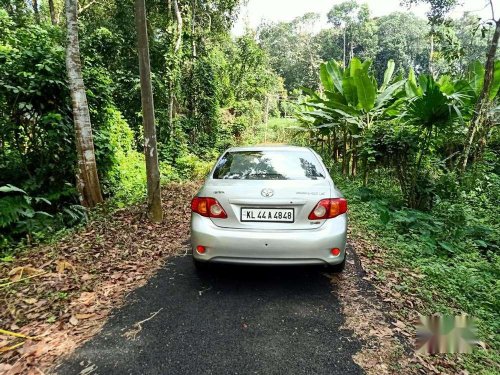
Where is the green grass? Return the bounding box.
[333,169,499,374]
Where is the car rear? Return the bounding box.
[190,146,347,268]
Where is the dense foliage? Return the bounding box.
[0,0,282,249]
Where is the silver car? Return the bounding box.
[190,146,347,272]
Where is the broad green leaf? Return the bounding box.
[324,91,347,104]
[302,111,334,120]
[320,63,334,92]
[307,101,358,117]
[349,57,362,78]
[405,68,421,97]
[361,60,372,74]
[467,60,484,95]
[342,76,358,106]
[381,59,395,91]
[375,79,406,109]
[328,61,344,94]
[438,75,455,95]
[353,69,376,112]
[330,109,362,124]
[488,60,500,101]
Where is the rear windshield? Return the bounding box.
[212,150,326,180]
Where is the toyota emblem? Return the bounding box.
[261,188,274,197]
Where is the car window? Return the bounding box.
[212,150,326,180]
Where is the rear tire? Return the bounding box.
[327,254,346,273]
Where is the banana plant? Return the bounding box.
[299,57,406,185]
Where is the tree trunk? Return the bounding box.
[135,0,163,222]
[331,127,337,162]
[341,128,347,175]
[172,0,183,52]
[168,0,183,139]
[264,95,270,125]
[429,31,434,76]
[460,19,500,173]
[48,0,57,25]
[33,0,40,22]
[362,155,369,186]
[191,0,197,58]
[351,137,357,177]
[65,0,103,208]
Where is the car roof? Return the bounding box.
[226,145,313,152]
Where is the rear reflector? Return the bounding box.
[308,198,347,220]
[196,245,206,254]
[191,197,228,218]
[331,248,341,256]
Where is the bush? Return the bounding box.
[94,107,146,206]
[0,185,86,253]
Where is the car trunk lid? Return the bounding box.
[201,179,331,230]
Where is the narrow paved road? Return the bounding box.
[55,255,363,375]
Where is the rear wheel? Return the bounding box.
[327,254,346,273]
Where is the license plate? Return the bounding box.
[241,208,294,223]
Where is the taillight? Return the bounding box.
[191,197,228,218]
[308,198,347,220]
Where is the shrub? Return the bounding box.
[94,107,146,206]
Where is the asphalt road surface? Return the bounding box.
[55,255,363,375]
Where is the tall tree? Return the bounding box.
[65,0,103,207]
[48,0,57,25]
[258,14,322,92]
[327,1,378,67]
[135,0,163,222]
[374,12,430,80]
[32,0,39,22]
[460,1,500,171]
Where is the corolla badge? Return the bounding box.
[261,188,274,197]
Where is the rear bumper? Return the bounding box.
[190,214,347,266]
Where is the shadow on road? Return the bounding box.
[56,255,363,375]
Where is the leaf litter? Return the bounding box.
[332,232,469,374]
[0,182,199,375]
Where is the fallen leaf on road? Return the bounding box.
[56,260,75,274]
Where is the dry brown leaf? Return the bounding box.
[69,316,79,326]
[76,292,96,305]
[56,260,75,274]
[75,313,95,320]
[8,266,25,276]
[8,266,44,281]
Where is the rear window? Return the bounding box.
[212,150,326,180]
